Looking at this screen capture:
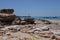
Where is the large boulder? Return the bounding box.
[0,9,21,25]
[0,13,16,21]
[0,13,16,25]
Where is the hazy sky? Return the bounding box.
[0,0,60,16]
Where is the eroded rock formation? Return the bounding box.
[0,9,21,25]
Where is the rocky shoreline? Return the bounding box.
[0,9,60,40]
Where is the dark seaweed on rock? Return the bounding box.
[24,17,35,24]
[0,9,14,14]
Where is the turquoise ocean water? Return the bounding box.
[18,16,60,20]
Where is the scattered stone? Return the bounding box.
[12,17,21,25]
[20,21,26,25]
[40,19,52,24]
[0,30,5,36]
[27,30,34,34]
[56,36,60,40]
[39,31,53,38]
[40,26,49,31]
[24,17,35,24]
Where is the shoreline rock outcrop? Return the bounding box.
[0,9,21,25]
[0,9,35,25]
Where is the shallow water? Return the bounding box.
[18,16,60,20]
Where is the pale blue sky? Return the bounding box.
[0,0,60,16]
